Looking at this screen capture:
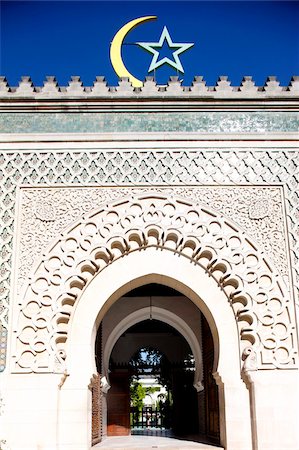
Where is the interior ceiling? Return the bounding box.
[125,319,181,336]
[124,283,182,297]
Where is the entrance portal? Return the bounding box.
[94,284,220,446]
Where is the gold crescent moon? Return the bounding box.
[110,16,157,88]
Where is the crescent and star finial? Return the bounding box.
[110,17,194,87]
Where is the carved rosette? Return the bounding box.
[14,193,297,374]
[249,198,271,220]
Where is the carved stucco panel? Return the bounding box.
[13,191,298,374]
[18,186,289,292]
[0,148,298,374]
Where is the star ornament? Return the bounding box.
[137,26,194,74]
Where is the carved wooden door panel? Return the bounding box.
[90,373,102,445]
[107,372,130,436]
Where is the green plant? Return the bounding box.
[130,381,146,409]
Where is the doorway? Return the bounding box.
[94,283,220,445]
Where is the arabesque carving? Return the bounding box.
[18,186,288,292]
[1,149,299,374]
[14,194,297,374]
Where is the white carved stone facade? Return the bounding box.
[13,187,296,374]
[0,80,299,450]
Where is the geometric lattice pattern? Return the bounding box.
[1,149,299,372]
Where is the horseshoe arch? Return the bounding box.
[13,194,296,374]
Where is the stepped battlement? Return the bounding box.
[0,75,298,98]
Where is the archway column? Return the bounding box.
[215,371,252,450]
[57,340,97,449]
[58,385,91,450]
[245,370,299,450]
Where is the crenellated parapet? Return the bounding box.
[0,75,299,98]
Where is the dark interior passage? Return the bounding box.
[94,283,220,445]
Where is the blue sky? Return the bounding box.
[1,1,299,87]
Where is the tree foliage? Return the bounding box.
[130,347,162,369]
[130,381,146,409]
[130,347,172,390]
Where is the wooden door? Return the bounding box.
[107,371,130,436]
[202,315,220,443]
[90,373,102,445]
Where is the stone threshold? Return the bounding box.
[94,435,223,449]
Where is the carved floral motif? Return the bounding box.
[249,198,271,220]
[34,201,57,222]
[18,186,288,292]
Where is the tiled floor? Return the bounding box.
[94,429,223,449]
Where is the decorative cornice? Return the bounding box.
[0,76,299,100]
